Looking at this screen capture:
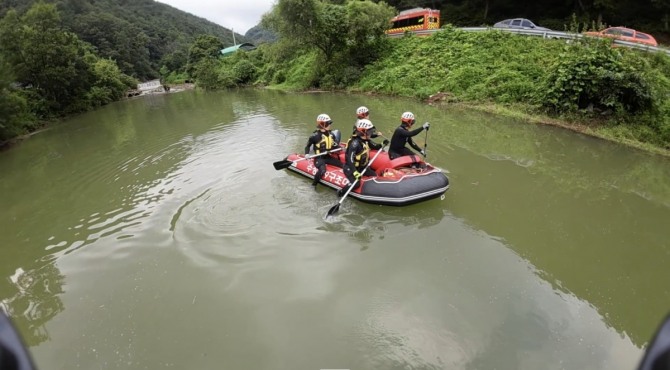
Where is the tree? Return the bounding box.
[0,53,32,141]
[194,57,221,89]
[70,12,154,79]
[264,0,394,64]
[0,3,95,115]
[88,58,134,106]
[186,34,224,78]
[345,0,395,66]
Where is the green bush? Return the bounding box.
[542,41,653,114]
[232,59,257,84]
[162,71,189,84]
[0,89,33,141]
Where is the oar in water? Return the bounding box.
[423,122,429,158]
[273,148,342,170]
[326,143,387,218]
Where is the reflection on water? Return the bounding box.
[1,265,64,346]
[0,89,667,369]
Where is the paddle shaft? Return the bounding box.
[273,147,342,170]
[326,145,386,217]
[423,126,428,158]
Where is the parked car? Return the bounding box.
[493,18,551,31]
[583,27,658,47]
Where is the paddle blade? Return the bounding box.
[273,159,292,170]
[326,204,340,218]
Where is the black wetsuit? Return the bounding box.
[352,119,381,138]
[340,135,382,194]
[305,129,342,187]
[388,123,425,160]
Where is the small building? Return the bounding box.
[220,43,256,57]
[137,79,162,92]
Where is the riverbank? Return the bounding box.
[439,101,670,157]
[425,93,670,157]
[1,83,199,150]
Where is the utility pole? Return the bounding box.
[232,28,236,46]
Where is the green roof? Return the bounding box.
[220,43,256,56]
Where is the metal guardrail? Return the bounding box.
[388,27,670,56]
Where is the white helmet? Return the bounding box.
[356,106,369,118]
[401,111,415,124]
[316,113,332,128]
[356,118,374,135]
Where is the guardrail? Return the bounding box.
[388,27,670,56]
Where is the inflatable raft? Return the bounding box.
[280,147,449,206]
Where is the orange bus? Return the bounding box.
[385,8,440,35]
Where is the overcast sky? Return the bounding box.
[155,0,275,35]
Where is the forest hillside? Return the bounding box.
[0,0,247,80]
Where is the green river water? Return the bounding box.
[1,89,669,370]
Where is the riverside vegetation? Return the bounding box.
[1,0,670,155]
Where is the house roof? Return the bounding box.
[220,43,256,56]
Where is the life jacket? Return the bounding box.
[314,130,335,154]
[347,136,370,168]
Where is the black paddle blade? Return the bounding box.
[326,204,340,217]
[273,160,292,170]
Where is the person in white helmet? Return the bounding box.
[353,106,382,138]
[338,119,388,197]
[388,111,430,160]
[305,113,342,189]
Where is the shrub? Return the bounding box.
[542,41,654,115]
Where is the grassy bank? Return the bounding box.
[441,100,670,156]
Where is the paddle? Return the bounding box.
[326,143,387,218]
[423,122,429,158]
[273,147,342,170]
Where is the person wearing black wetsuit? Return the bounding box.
[338,119,387,197]
[352,106,383,138]
[305,113,342,189]
[388,111,430,160]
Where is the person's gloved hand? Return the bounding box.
[353,171,361,179]
[420,149,426,156]
[382,139,390,146]
[423,122,430,130]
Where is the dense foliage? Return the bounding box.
[258,0,395,89]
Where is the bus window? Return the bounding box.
[392,14,427,29]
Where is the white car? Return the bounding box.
[493,18,551,31]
